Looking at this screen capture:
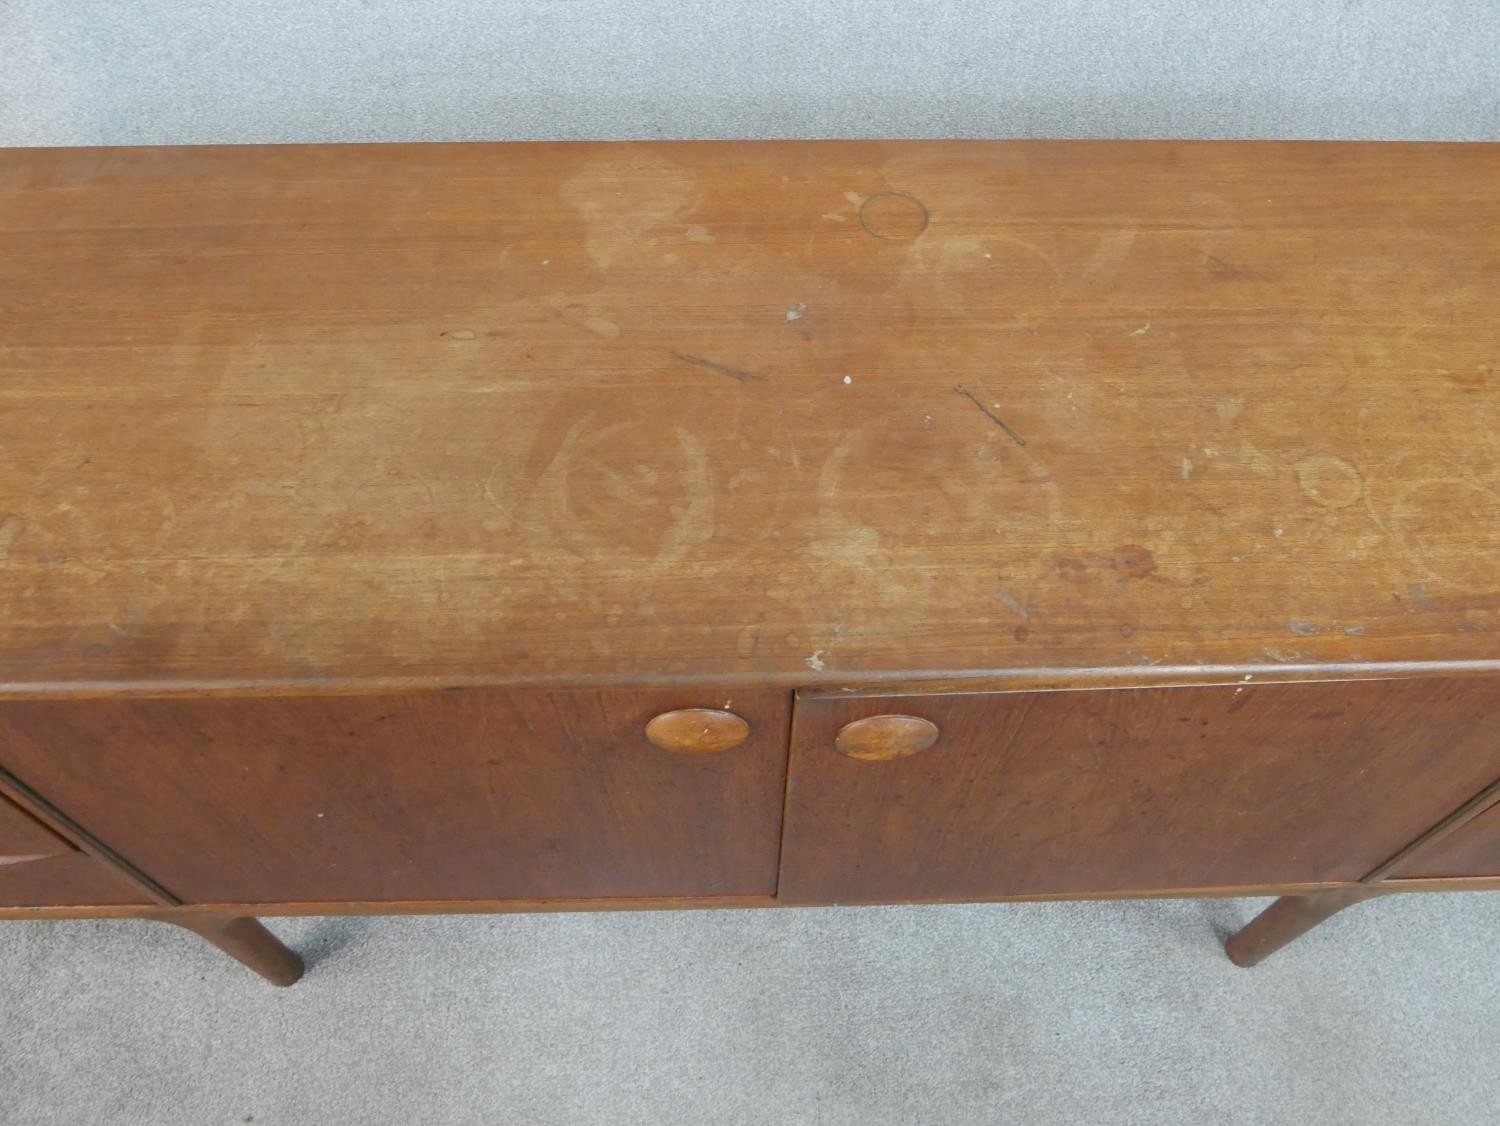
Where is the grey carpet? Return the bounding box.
[2,1,1498,146]
[4,896,1500,1124]
[5,2,1500,1123]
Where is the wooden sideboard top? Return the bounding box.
[2,140,1498,693]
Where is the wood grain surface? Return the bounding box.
[0,852,154,909]
[0,792,150,907]
[0,790,72,866]
[0,688,790,903]
[1385,798,1500,879]
[778,676,1500,903]
[2,141,1499,691]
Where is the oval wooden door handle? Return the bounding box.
[645,708,751,754]
[834,715,940,761]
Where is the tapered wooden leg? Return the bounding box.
[1225,887,1392,967]
[149,912,305,986]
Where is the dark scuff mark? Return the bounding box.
[1203,252,1252,280]
[954,385,1025,446]
[674,352,764,383]
[1112,546,1157,580]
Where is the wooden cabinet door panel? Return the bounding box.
[1386,800,1500,879]
[0,853,152,908]
[0,791,149,907]
[0,791,71,866]
[779,677,1500,903]
[0,689,789,904]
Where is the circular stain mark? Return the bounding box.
[1112,545,1157,580]
[1296,455,1363,509]
[1390,480,1500,591]
[859,192,930,241]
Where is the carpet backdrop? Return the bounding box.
[2,1,1498,146]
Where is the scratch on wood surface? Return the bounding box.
[481,471,515,523]
[1203,252,1252,280]
[0,514,24,564]
[954,385,1025,446]
[994,590,1029,621]
[1407,583,1439,609]
[1262,647,1308,663]
[673,352,764,383]
[774,399,803,469]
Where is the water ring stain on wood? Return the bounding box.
[858,192,930,240]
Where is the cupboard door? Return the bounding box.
[1385,799,1500,879]
[0,689,789,904]
[0,790,149,907]
[779,677,1500,903]
[0,790,70,866]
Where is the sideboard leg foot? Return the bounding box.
[150,912,305,986]
[1225,887,1390,967]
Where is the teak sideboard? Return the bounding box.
[2,140,1498,986]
